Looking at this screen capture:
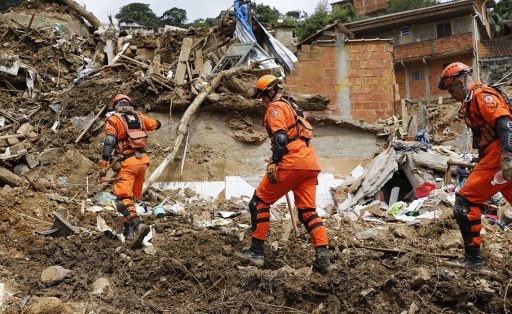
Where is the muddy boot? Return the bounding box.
[123,222,133,239]
[128,217,150,250]
[236,238,264,266]
[313,246,331,274]
[446,246,484,269]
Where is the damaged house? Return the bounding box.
[344,0,495,101]
[286,22,397,122]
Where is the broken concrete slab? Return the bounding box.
[38,148,64,166]
[0,166,23,187]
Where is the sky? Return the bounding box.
[75,0,321,24]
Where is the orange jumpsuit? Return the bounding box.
[104,112,159,221]
[252,96,328,247]
[457,82,512,247]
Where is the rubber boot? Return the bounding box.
[128,216,150,250]
[313,246,331,274]
[464,246,485,269]
[123,223,133,238]
[447,246,484,269]
[236,238,264,266]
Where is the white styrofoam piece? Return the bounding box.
[225,176,256,200]
[0,282,4,312]
[350,164,365,179]
[153,181,225,199]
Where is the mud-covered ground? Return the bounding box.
[0,187,511,314]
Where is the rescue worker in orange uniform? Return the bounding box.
[236,75,330,273]
[99,94,161,249]
[438,62,512,268]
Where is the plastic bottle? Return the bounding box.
[491,170,508,185]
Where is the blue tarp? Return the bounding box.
[234,0,256,41]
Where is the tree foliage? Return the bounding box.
[0,0,22,12]
[255,4,280,25]
[387,0,438,14]
[286,10,301,19]
[296,0,354,42]
[115,3,159,29]
[160,7,187,27]
[494,0,512,18]
[187,18,217,29]
[490,0,512,38]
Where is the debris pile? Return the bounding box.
[0,1,511,313]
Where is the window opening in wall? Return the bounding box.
[400,27,410,36]
[436,22,452,38]
[412,71,423,81]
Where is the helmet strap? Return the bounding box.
[117,105,135,113]
[462,74,471,102]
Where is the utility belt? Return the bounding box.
[118,149,146,161]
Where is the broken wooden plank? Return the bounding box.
[186,61,198,94]
[0,109,17,123]
[193,49,204,75]
[75,103,107,143]
[174,37,194,85]
[0,133,24,140]
[119,54,148,69]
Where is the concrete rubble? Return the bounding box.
[0,1,511,313]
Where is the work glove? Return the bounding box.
[267,163,278,185]
[98,159,108,178]
[502,153,512,181]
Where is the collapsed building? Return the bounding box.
[0,0,511,313]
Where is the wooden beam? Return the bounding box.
[174,37,194,85]
[75,103,107,143]
[142,62,262,194]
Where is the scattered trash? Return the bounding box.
[37,212,77,238]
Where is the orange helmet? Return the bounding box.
[111,94,132,110]
[438,62,472,90]
[253,74,282,99]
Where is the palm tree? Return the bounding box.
[489,10,504,39]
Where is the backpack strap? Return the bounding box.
[275,98,303,143]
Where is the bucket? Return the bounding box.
[153,205,166,219]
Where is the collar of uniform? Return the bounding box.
[266,94,283,107]
[469,81,482,91]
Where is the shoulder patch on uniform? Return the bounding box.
[484,95,494,104]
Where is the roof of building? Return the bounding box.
[119,20,150,28]
[344,0,477,33]
[297,20,355,47]
[330,0,351,5]
[479,36,512,59]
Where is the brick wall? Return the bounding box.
[394,33,474,62]
[347,41,395,121]
[353,0,389,16]
[286,41,395,122]
[285,45,339,113]
[395,55,474,101]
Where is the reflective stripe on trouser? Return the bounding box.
[457,143,512,247]
[252,168,328,247]
[114,163,149,220]
[466,205,482,246]
[297,208,327,247]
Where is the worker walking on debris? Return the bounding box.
[99,94,161,249]
[236,75,330,273]
[438,62,512,268]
